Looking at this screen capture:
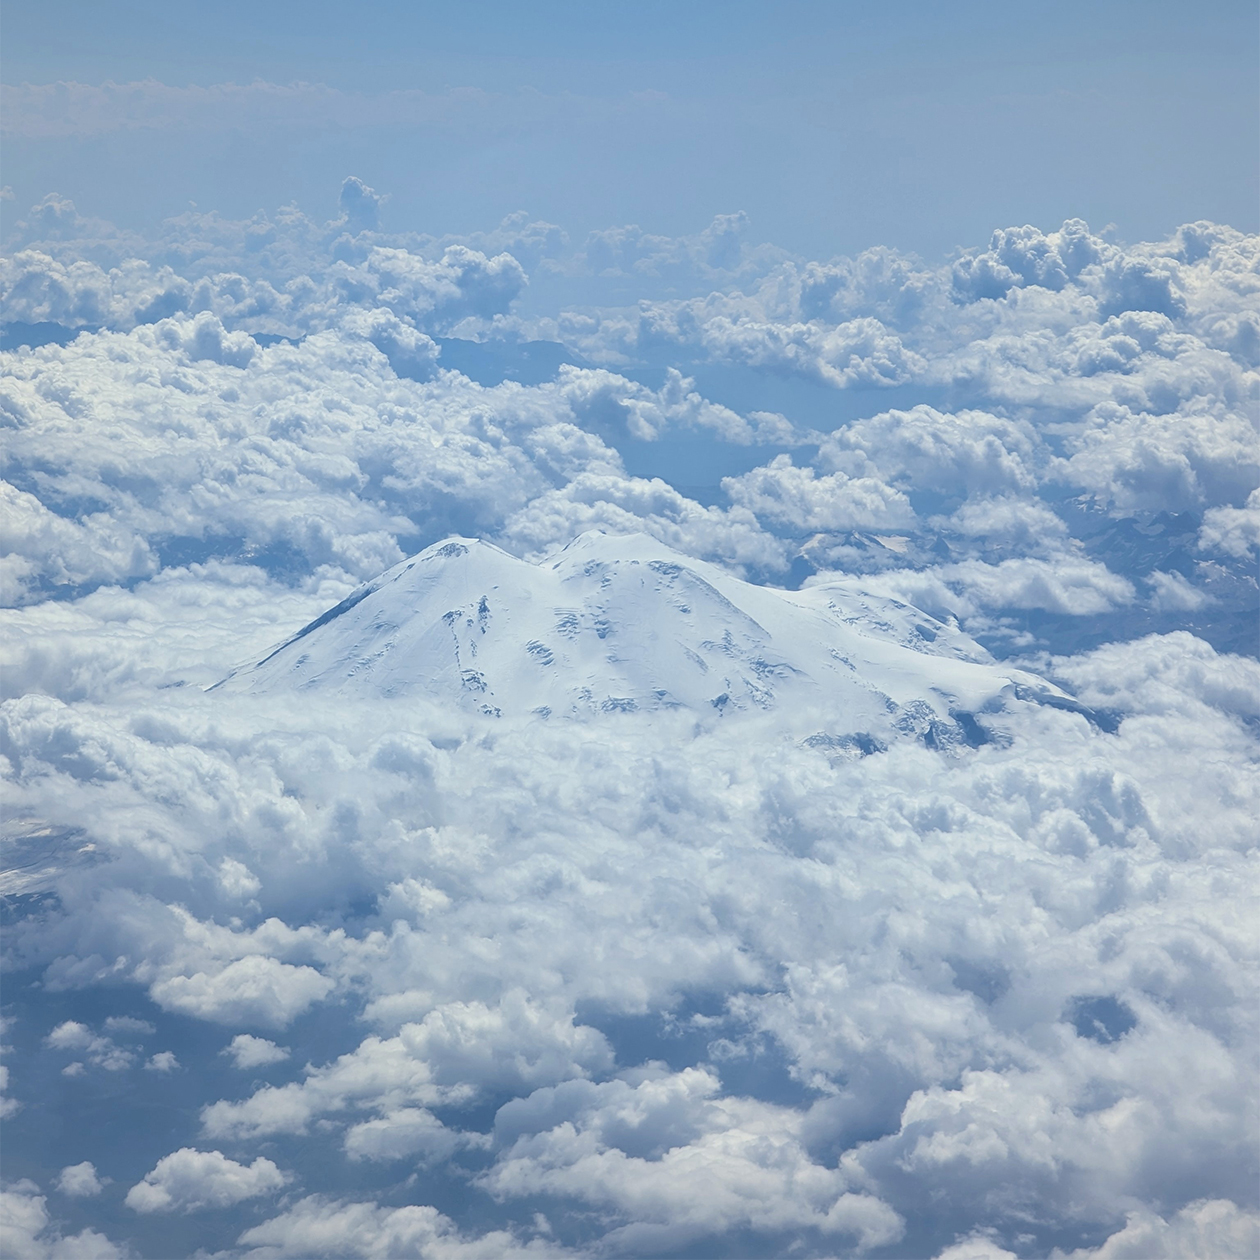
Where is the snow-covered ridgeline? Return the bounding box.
[216,531,1085,749]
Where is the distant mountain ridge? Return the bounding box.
[213,531,1082,746]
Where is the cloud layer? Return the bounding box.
[1,191,1256,1259]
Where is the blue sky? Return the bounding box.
[4,0,1257,257]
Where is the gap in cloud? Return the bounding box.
[0,964,397,1256]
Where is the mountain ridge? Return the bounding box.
[213,531,1083,747]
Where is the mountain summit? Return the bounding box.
[214,531,1075,744]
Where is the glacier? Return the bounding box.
[215,531,1082,749]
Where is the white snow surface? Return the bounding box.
[216,531,1062,738]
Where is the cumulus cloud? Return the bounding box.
[336,306,439,379]
[0,1065,19,1118]
[499,471,785,573]
[44,1022,134,1072]
[1059,402,1257,513]
[0,228,525,345]
[813,554,1136,620]
[1047,630,1260,725]
[930,495,1069,552]
[951,220,1107,301]
[0,312,810,604]
[54,1163,104,1197]
[1200,488,1260,557]
[234,1197,562,1259]
[223,1034,290,1070]
[482,1068,903,1251]
[7,615,1258,1254]
[583,212,758,279]
[156,310,257,368]
[336,177,384,235]
[342,1106,476,1165]
[1147,568,1212,612]
[634,298,926,388]
[1,199,1256,1260]
[0,481,156,604]
[723,455,916,533]
[933,1238,1020,1260]
[203,992,613,1141]
[1050,1199,1260,1259]
[0,250,192,330]
[938,555,1136,615]
[819,405,1039,498]
[556,365,793,444]
[125,1148,289,1213]
[149,955,333,1028]
[0,1181,126,1258]
[329,244,526,332]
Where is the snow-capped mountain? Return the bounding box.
[214,531,1078,744]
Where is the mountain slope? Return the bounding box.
[214,531,1077,743]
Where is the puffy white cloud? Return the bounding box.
[328,245,526,332]
[723,455,916,533]
[834,1027,1252,1239]
[154,311,256,368]
[1058,402,1257,513]
[4,615,1256,1254]
[54,1164,104,1197]
[3,549,1255,1253]
[336,177,383,235]
[0,313,809,606]
[794,246,941,327]
[234,1197,562,1259]
[951,220,1107,302]
[582,212,764,281]
[0,1064,19,1118]
[1,203,1256,1259]
[1200,488,1260,558]
[337,307,439,379]
[0,482,156,605]
[1147,568,1212,612]
[0,559,350,702]
[635,298,926,388]
[217,857,262,900]
[1098,254,1187,320]
[0,229,524,345]
[1049,630,1260,726]
[0,250,192,331]
[820,405,1040,498]
[482,1068,903,1251]
[44,1022,134,1072]
[343,1107,480,1165]
[939,555,1136,615]
[102,1017,153,1035]
[549,217,1256,548]
[125,1147,288,1213]
[817,553,1135,619]
[203,992,613,1141]
[933,1238,1019,1260]
[930,495,1068,552]
[555,365,793,445]
[1050,1199,1260,1259]
[149,955,333,1028]
[499,472,785,573]
[223,1034,290,1070]
[0,1181,126,1259]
